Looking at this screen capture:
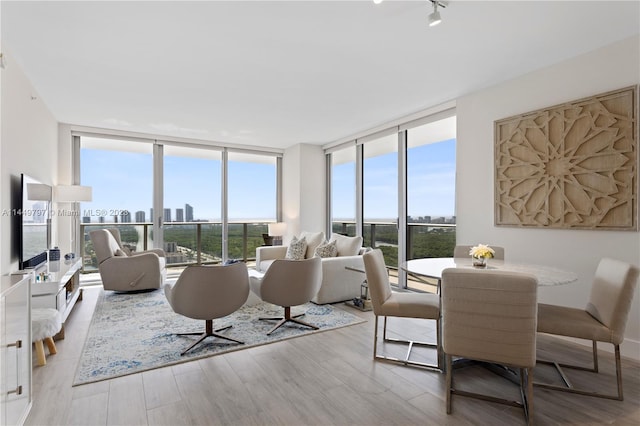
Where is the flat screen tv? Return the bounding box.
[19,174,51,270]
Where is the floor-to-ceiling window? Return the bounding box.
[80,137,153,270]
[406,116,457,291]
[330,147,357,236]
[226,151,278,261]
[363,133,399,269]
[326,109,456,291]
[78,134,281,273]
[163,145,222,265]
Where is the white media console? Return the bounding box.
[30,259,83,338]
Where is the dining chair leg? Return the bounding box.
[535,342,623,400]
[373,315,379,359]
[526,368,534,426]
[445,354,453,414]
[436,317,443,370]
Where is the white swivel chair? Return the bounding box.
[249,257,322,335]
[164,262,250,355]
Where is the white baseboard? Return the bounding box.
[551,335,640,362]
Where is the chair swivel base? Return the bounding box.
[260,306,318,335]
[177,319,243,356]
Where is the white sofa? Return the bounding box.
[255,232,369,304]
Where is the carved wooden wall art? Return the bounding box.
[495,86,637,230]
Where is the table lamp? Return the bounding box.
[267,222,286,246]
[55,185,92,259]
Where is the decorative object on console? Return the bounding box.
[267,222,286,246]
[54,184,92,258]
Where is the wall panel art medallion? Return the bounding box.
[494,86,638,230]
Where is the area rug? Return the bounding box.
[74,289,365,386]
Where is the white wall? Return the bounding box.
[0,49,58,275]
[282,143,326,241]
[456,35,640,360]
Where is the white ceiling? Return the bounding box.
[2,1,639,150]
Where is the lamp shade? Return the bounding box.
[26,183,52,201]
[268,222,286,236]
[55,185,93,202]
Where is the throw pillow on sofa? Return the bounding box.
[299,231,325,258]
[314,239,338,258]
[329,234,363,257]
[285,236,307,260]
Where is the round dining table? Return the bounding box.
[402,257,578,287]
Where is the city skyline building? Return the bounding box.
[176,208,184,222]
[135,211,145,223]
[185,204,193,222]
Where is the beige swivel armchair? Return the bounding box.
[164,262,250,355]
[454,244,505,259]
[363,249,442,371]
[89,228,166,292]
[536,257,639,400]
[441,268,538,425]
[249,257,322,335]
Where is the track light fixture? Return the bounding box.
[428,1,445,27]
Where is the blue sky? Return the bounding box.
[81,138,455,222]
[333,138,456,219]
[81,150,277,222]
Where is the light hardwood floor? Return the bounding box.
[26,287,639,426]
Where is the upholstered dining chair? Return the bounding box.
[441,268,538,425]
[453,244,505,259]
[535,257,639,400]
[90,228,166,292]
[249,257,322,335]
[363,249,442,371]
[164,262,250,355]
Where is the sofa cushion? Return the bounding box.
[330,234,363,257]
[314,239,338,258]
[300,231,325,259]
[285,236,307,260]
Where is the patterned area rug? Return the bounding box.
[74,289,365,386]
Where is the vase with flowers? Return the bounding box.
[469,244,495,267]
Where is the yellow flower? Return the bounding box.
[469,244,495,259]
